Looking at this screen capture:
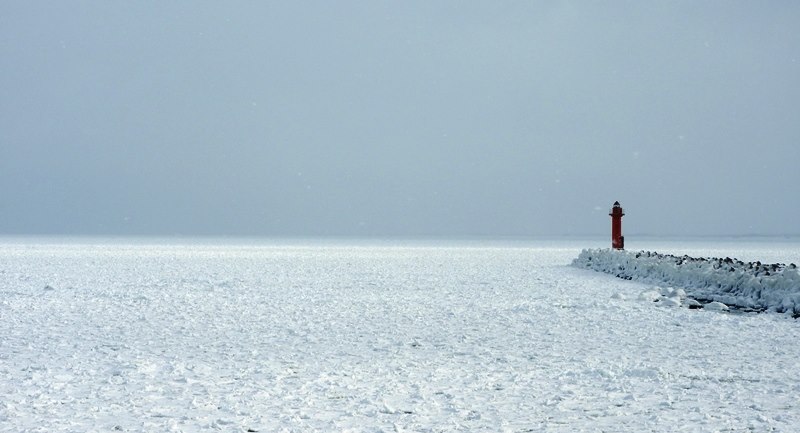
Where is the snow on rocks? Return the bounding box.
[704,301,730,312]
[572,248,800,315]
[655,296,682,308]
[638,289,662,303]
[636,287,687,308]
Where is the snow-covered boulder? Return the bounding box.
[572,249,800,316]
[704,301,729,312]
[656,297,682,308]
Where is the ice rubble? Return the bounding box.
[572,248,800,315]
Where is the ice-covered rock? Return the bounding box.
[638,289,693,308]
[638,290,661,302]
[572,249,800,315]
[657,297,682,308]
[704,301,729,311]
[683,298,702,309]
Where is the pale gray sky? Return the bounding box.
[1,1,798,237]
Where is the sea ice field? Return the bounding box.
[1,237,799,432]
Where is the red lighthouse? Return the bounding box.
[610,201,625,250]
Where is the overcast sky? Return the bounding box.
[1,1,798,237]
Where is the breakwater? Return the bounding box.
[572,249,800,316]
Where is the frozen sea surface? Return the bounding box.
[1,238,799,432]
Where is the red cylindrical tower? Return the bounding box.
[609,201,625,250]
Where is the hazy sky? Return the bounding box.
[2,2,798,237]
